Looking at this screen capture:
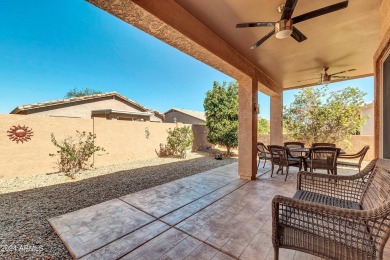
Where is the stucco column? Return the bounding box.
[238,77,258,180]
[270,94,283,145]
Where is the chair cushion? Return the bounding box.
[337,160,359,168]
[287,157,300,162]
[293,190,361,210]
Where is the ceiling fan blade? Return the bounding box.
[297,77,320,83]
[292,1,349,24]
[330,68,356,76]
[281,0,298,20]
[250,29,275,49]
[290,27,307,42]
[332,75,350,79]
[236,22,275,28]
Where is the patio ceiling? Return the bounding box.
[87,0,380,91]
[175,0,380,89]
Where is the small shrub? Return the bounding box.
[156,143,173,157]
[157,126,193,159]
[49,131,106,178]
[166,126,194,158]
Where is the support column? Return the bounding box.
[270,94,283,145]
[238,77,258,180]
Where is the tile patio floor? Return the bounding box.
[49,162,390,260]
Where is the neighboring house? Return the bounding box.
[164,108,206,124]
[360,102,374,135]
[10,92,164,122]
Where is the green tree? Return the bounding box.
[283,86,367,147]
[257,117,269,134]
[65,87,102,98]
[204,81,238,156]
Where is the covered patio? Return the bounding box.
[86,0,387,180]
[49,163,390,259]
[48,0,390,258]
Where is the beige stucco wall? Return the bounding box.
[0,114,93,178]
[93,119,183,167]
[0,114,202,179]
[164,111,205,125]
[258,134,375,161]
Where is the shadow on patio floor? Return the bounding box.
[0,156,237,259]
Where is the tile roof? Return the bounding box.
[164,108,206,122]
[10,92,164,118]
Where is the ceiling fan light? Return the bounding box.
[275,19,293,39]
[275,29,292,39]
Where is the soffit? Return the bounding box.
[175,0,380,89]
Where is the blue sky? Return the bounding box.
[0,0,373,119]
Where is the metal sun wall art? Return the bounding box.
[7,125,34,144]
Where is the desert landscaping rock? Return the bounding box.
[0,152,236,259]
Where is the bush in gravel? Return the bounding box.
[165,126,194,158]
[49,131,106,178]
[156,143,173,157]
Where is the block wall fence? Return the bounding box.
[0,114,374,179]
[0,114,212,179]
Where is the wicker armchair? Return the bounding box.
[306,147,340,175]
[268,145,300,181]
[284,142,305,171]
[272,159,390,260]
[337,145,370,172]
[257,142,272,169]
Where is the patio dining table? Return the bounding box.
[289,147,346,171]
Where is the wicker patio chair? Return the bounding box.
[272,158,390,260]
[311,142,336,148]
[257,142,272,169]
[337,145,370,172]
[284,142,305,171]
[306,147,340,175]
[268,145,300,181]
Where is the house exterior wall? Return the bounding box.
[24,98,142,118]
[375,0,390,157]
[18,97,163,122]
[191,124,213,151]
[164,111,205,124]
[150,114,163,122]
[361,103,374,135]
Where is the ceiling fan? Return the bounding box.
[298,67,356,84]
[236,0,349,49]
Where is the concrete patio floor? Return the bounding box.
[49,162,390,260]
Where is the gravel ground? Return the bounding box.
[0,152,237,259]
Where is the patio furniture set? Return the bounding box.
[257,142,370,181]
[257,142,390,259]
